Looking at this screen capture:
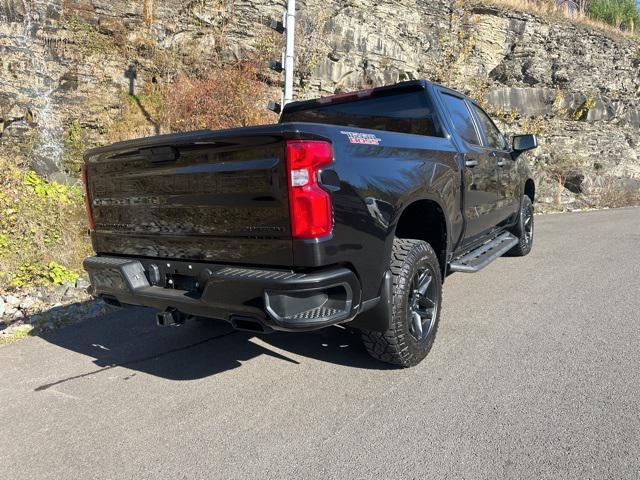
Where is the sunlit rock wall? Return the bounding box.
[0,0,638,207]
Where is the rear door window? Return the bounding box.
[440,93,480,146]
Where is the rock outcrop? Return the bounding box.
[1,0,639,208]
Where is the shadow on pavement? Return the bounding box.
[34,306,392,389]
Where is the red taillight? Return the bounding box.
[286,140,333,239]
[81,163,96,231]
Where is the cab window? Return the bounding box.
[280,90,444,137]
[471,104,507,150]
[440,93,480,146]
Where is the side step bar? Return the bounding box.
[449,232,518,273]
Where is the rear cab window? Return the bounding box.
[280,89,444,138]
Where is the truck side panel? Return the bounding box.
[287,124,462,300]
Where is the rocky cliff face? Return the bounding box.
[1,0,639,209]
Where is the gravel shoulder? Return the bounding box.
[0,281,114,344]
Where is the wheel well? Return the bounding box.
[394,200,447,276]
[525,179,535,203]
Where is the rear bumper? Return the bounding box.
[83,256,362,332]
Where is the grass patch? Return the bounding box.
[588,0,639,31]
[0,325,33,346]
[473,0,640,39]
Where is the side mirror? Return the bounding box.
[512,134,538,152]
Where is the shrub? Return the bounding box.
[9,262,79,288]
[0,159,90,293]
[163,60,275,132]
[23,170,79,203]
[583,177,640,209]
[537,155,590,208]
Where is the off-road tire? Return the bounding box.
[361,238,442,367]
[507,195,534,257]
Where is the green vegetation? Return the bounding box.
[0,233,8,253]
[0,160,90,293]
[0,324,33,345]
[588,0,639,31]
[10,262,79,289]
[64,16,119,56]
[1,0,634,301]
[22,170,79,203]
[62,120,85,174]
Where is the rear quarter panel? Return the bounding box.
[289,124,462,300]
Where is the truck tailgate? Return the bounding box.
[84,128,292,265]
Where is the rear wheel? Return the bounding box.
[507,195,534,257]
[360,238,442,367]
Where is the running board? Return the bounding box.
[449,232,518,273]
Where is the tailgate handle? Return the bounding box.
[143,146,179,164]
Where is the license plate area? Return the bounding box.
[166,273,202,296]
[137,258,217,298]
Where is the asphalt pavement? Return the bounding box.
[1,207,639,479]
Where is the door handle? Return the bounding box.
[496,159,506,167]
[465,159,478,167]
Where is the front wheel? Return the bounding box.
[507,195,534,257]
[360,238,442,367]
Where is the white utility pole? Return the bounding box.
[283,0,296,104]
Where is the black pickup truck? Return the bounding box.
[82,80,537,367]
